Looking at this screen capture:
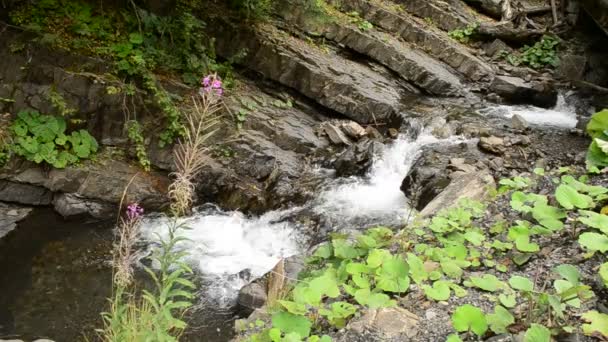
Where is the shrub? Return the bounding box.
[10,110,98,168]
[585,109,608,171]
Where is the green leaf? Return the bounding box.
[586,109,608,139]
[581,310,608,338]
[578,232,608,253]
[556,184,594,210]
[499,294,516,308]
[451,304,488,336]
[313,243,333,259]
[271,312,311,338]
[446,334,463,342]
[531,204,565,230]
[509,276,534,292]
[375,256,410,293]
[366,248,391,268]
[407,253,428,284]
[279,300,307,315]
[487,305,515,334]
[333,239,360,259]
[469,274,504,292]
[441,259,464,279]
[578,210,608,234]
[553,264,580,285]
[422,280,451,301]
[524,324,551,342]
[353,288,395,308]
[515,235,539,253]
[600,262,608,288]
[464,230,485,246]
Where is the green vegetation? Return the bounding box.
[585,109,608,172]
[504,35,560,69]
[239,165,608,341]
[126,120,151,171]
[346,11,373,31]
[0,114,11,167]
[9,110,98,168]
[448,23,479,43]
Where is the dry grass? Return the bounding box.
[169,93,220,216]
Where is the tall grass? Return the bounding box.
[98,79,221,341]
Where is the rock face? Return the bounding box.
[334,139,384,177]
[52,193,114,218]
[581,0,608,37]
[0,203,32,239]
[419,171,496,217]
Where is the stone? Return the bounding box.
[341,121,367,140]
[485,39,512,58]
[388,128,399,139]
[323,123,352,145]
[365,126,383,140]
[0,203,32,239]
[334,139,384,177]
[479,136,506,154]
[0,180,53,205]
[557,54,587,80]
[511,114,529,130]
[346,307,420,339]
[490,75,557,108]
[52,193,114,218]
[237,282,267,310]
[449,158,477,173]
[420,171,496,217]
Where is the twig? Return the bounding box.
[550,0,559,24]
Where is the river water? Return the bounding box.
[0,98,580,341]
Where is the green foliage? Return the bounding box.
[487,305,515,334]
[10,110,98,168]
[126,120,151,171]
[585,109,608,171]
[346,11,373,31]
[451,304,487,336]
[578,232,608,253]
[46,87,77,116]
[506,36,560,69]
[581,311,608,338]
[600,262,608,288]
[448,23,479,43]
[524,324,551,342]
[230,0,274,19]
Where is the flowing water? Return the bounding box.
[0,99,581,341]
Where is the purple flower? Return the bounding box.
[199,74,224,97]
[202,76,211,87]
[211,80,222,89]
[126,203,144,220]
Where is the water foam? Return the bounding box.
[481,94,578,128]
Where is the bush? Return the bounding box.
[586,109,608,172]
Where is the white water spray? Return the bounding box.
[481,93,578,128]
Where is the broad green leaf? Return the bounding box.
[333,239,360,259]
[553,279,580,308]
[595,138,608,154]
[524,324,551,342]
[499,293,516,308]
[553,264,580,285]
[422,280,451,301]
[375,256,410,293]
[581,310,608,338]
[532,204,565,230]
[451,304,487,336]
[469,274,504,292]
[313,243,332,259]
[556,184,594,210]
[578,210,608,234]
[279,300,307,315]
[509,275,534,292]
[367,249,391,268]
[441,259,463,279]
[515,235,539,253]
[407,253,428,284]
[353,288,395,308]
[578,232,608,253]
[446,334,463,342]
[487,305,515,334]
[586,109,608,138]
[271,312,311,338]
[464,230,485,246]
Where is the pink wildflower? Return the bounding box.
[126,203,144,220]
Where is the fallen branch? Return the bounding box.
[476,22,545,44]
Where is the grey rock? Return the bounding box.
[420,171,496,217]
[345,307,420,340]
[0,203,32,239]
[237,282,267,310]
[511,114,529,130]
[323,123,352,145]
[0,180,53,205]
[52,193,114,218]
[557,54,587,80]
[485,39,512,58]
[365,126,383,140]
[341,121,367,140]
[334,139,384,177]
[490,75,557,108]
[449,158,477,173]
[479,136,506,154]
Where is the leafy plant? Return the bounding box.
[506,36,559,69]
[10,110,98,168]
[448,23,479,43]
[346,11,373,31]
[585,109,608,171]
[126,120,151,171]
[451,304,487,337]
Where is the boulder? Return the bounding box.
[323,123,352,145]
[479,135,506,155]
[484,39,512,59]
[341,121,367,140]
[237,282,267,311]
[52,193,114,219]
[0,180,52,205]
[334,139,384,177]
[511,114,529,130]
[490,75,557,108]
[419,171,496,217]
[557,54,587,81]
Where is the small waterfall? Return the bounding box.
[480,93,578,128]
[140,129,464,304]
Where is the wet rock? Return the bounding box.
[490,75,557,108]
[0,203,32,239]
[52,193,114,219]
[511,114,529,130]
[340,307,420,341]
[0,180,53,205]
[341,121,367,140]
[323,123,352,145]
[420,171,496,217]
[237,282,267,311]
[449,158,477,173]
[365,126,383,140]
[334,139,384,177]
[479,136,506,155]
[388,128,399,139]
